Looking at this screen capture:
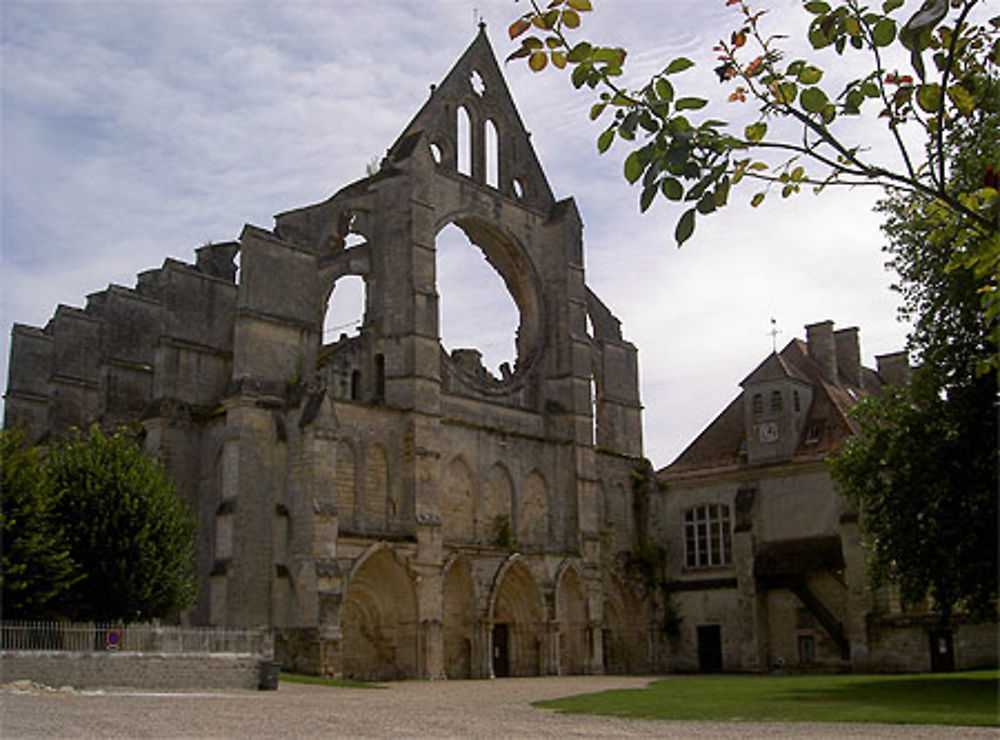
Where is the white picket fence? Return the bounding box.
[0,620,272,656]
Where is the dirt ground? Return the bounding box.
[1,675,995,739]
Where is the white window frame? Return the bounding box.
[684,504,732,569]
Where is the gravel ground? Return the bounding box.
[1,676,995,739]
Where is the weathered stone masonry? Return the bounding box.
[5,29,655,679]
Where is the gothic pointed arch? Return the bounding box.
[443,456,475,543]
[488,555,545,677]
[442,555,477,679]
[555,561,588,675]
[341,545,417,680]
[519,469,549,548]
[482,462,514,547]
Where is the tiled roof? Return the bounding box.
[661,336,882,476]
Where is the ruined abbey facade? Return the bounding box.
[4,30,657,679]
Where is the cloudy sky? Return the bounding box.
[1,0,915,467]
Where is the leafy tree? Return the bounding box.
[46,426,198,622]
[1,428,80,619]
[831,71,997,625]
[508,0,999,367]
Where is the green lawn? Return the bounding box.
[535,671,999,726]
[279,672,385,689]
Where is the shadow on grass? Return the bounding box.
[778,675,998,723]
[535,671,999,727]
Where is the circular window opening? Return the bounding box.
[436,222,536,381]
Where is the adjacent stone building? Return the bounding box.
[657,321,997,673]
[4,29,654,679]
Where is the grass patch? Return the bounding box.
[535,670,999,726]
[279,672,386,690]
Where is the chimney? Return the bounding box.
[834,327,862,387]
[876,351,911,386]
[805,320,838,382]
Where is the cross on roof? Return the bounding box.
[768,317,782,353]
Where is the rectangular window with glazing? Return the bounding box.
[684,504,732,568]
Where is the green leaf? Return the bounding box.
[597,127,615,154]
[562,9,581,28]
[675,97,707,111]
[624,151,644,184]
[655,78,674,103]
[675,208,696,246]
[882,0,903,12]
[590,102,607,121]
[529,51,548,72]
[751,192,766,207]
[872,18,896,47]
[797,65,823,85]
[566,0,593,10]
[640,183,658,213]
[777,81,798,105]
[661,177,683,201]
[696,192,716,214]
[714,176,731,208]
[571,64,589,89]
[804,1,830,14]
[745,121,768,143]
[916,83,942,113]
[808,23,831,49]
[947,85,975,117]
[567,42,592,63]
[800,86,829,113]
[665,57,695,75]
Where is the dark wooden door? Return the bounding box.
[492,623,509,678]
[929,629,954,672]
[697,625,723,673]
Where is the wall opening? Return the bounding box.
[323,275,366,345]
[485,119,499,189]
[457,106,472,176]
[436,223,519,378]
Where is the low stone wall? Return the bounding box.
[1,651,267,690]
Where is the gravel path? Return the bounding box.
[2,676,994,739]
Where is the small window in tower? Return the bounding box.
[752,393,763,415]
[805,425,820,444]
[512,178,525,199]
[770,390,783,412]
[793,390,801,412]
[457,106,472,176]
[485,119,499,188]
[429,142,443,164]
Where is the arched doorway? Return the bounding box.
[442,557,476,679]
[491,559,544,677]
[341,548,417,680]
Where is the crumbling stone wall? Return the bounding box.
[5,28,651,680]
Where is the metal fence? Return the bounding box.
[0,621,273,656]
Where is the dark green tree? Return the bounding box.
[47,426,198,622]
[1,428,80,618]
[829,72,998,624]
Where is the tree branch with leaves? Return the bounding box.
[509,0,999,367]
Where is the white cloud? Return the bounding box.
[1,0,912,467]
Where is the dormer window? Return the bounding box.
[770,390,783,412]
[752,393,763,415]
